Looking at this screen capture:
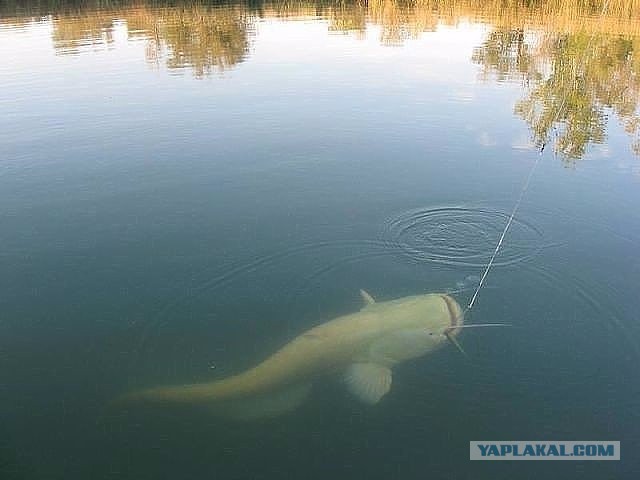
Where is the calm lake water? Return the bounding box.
[1,1,639,478]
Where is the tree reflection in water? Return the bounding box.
[474,28,640,160]
[2,0,639,159]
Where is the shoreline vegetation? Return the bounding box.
[3,0,640,159]
[4,0,640,33]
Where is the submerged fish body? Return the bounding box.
[117,292,463,419]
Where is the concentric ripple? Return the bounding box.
[382,206,546,267]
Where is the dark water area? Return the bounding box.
[1,1,639,478]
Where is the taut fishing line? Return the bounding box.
[465,150,542,312]
[464,0,611,314]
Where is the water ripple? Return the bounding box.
[136,206,558,364]
[382,206,547,267]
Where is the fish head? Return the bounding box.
[396,293,466,358]
[438,293,467,356]
[366,293,463,364]
[414,293,464,343]
[371,293,465,361]
[439,293,464,336]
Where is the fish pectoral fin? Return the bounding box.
[218,383,312,421]
[344,363,392,405]
[359,289,376,307]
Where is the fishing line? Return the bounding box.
[464,0,611,313]
[466,150,541,311]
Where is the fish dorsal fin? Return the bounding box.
[344,363,392,405]
[359,289,376,307]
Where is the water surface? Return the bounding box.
[1,1,639,479]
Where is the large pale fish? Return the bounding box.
[115,291,464,419]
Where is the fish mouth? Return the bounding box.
[440,294,464,335]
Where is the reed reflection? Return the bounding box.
[42,4,252,75]
[137,4,252,76]
[2,0,639,159]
